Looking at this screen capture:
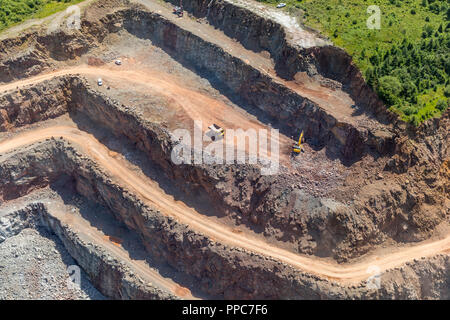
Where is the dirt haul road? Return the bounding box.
[1,126,449,284]
[46,202,196,299]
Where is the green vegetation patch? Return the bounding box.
[0,0,84,32]
[258,0,450,124]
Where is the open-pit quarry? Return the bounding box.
[0,0,448,300]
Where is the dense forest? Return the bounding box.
[365,4,449,125]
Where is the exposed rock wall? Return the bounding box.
[69,77,375,260]
[1,202,175,300]
[0,140,68,200]
[0,0,121,83]
[40,203,176,300]
[0,42,50,83]
[0,1,446,262]
[309,46,397,123]
[0,75,446,261]
[0,78,71,131]
[0,205,39,242]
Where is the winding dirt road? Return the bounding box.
[46,201,197,300]
[1,125,449,284]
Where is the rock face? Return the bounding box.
[0,210,104,300]
[0,205,38,242]
[68,77,377,260]
[0,33,50,83]
[164,0,398,124]
[0,3,395,161]
[0,8,112,83]
[40,203,176,300]
[0,78,71,131]
[0,139,449,299]
[118,8,392,162]
[0,140,67,200]
[0,72,448,262]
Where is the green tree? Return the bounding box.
[436,99,449,112]
[444,85,450,97]
[377,76,403,105]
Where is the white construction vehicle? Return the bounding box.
[206,124,225,141]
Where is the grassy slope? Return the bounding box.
[258,0,449,124]
[0,0,84,32]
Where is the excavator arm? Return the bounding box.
[292,131,304,154]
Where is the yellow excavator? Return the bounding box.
[292,131,305,154]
